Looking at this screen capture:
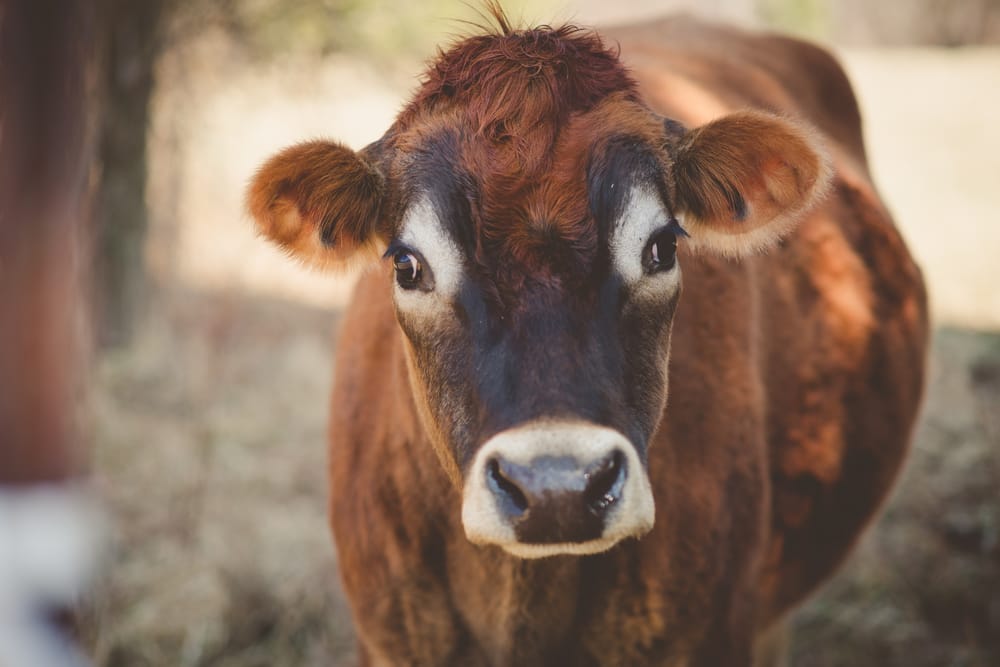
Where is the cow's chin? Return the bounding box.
[480,533,648,560]
[460,419,656,559]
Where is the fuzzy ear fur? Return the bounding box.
[246,140,386,270]
[672,111,832,258]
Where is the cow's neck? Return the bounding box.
[446,536,592,664]
[399,366,653,663]
[403,426,593,661]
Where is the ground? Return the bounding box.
[83,26,1000,667]
[84,292,1000,666]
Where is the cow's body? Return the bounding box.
[250,12,927,667]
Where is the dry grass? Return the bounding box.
[83,291,1000,666]
[84,289,355,666]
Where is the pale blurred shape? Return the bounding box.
[562,0,757,26]
[0,486,105,667]
[841,48,1000,329]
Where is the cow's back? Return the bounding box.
[609,16,930,621]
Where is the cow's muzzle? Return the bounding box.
[461,420,655,558]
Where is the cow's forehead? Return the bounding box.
[388,102,675,308]
[395,24,639,136]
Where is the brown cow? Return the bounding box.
[246,7,928,666]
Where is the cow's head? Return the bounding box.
[247,21,829,558]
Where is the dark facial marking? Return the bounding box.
[403,130,479,254]
[588,136,670,235]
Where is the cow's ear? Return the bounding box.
[246,140,387,270]
[672,111,831,258]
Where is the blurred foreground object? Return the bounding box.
[0,488,103,667]
[0,1,104,665]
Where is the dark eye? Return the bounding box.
[392,249,422,289]
[644,228,678,273]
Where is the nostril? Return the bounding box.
[584,450,626,515]
[487,458,529,515]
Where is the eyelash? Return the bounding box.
[385,241,425,290]
[665,216,689,238]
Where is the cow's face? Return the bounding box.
[248,99,828,558]
[385,137,682,557]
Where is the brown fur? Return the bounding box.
[674,111,832,257]
[247,140,386,269]
[246,8,928,666]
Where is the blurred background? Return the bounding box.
[27,0,998,664]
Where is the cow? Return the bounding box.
[246,6,929,666]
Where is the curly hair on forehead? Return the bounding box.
[389,4,645,307]
[402,10,638,136]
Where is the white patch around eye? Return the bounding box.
[609,186,681,289]
[394,196,464,308]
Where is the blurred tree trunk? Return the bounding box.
[0,0,99,482]
[95,0,169,348]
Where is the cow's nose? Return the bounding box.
[462,421,654,557]
[485,450,626,544]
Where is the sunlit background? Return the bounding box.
[72,1,1000,665]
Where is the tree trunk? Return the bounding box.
[94,0,168,347]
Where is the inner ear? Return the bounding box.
[671,111,831,258]
[246,139,388,271]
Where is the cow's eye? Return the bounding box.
[393,249,422,289]
[644,228,677,273]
